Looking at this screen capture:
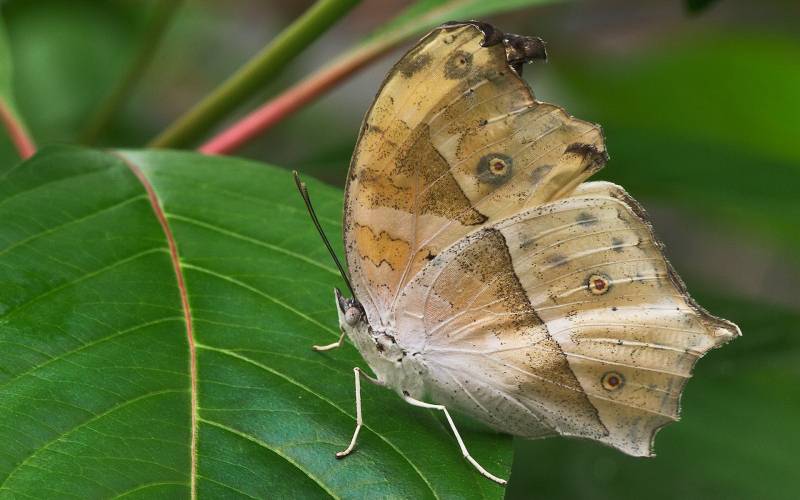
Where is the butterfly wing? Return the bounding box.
[345,20,739,455]
[344,22,606,325]
[395,181,740,455]
[394,227,609,442]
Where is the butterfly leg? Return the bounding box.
[401,394,507,486]
[312,326,346,351]
[337,367,384,458]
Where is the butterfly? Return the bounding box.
[294,20,740,486]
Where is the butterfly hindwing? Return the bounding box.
[497,181,739,455]
[395,181,738,456]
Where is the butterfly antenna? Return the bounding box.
[293,171,356,298]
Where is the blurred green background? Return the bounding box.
[1,0,798,498]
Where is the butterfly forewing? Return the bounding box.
[345,24,607,324]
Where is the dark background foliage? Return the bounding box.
[1,0,798,498]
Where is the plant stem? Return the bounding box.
[197,13,426,156]
[149,0,361,149]
[196,0,505,155]
[199,43,385,155]
[0,100,35,159]
[80,0,183,145]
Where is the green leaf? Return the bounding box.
[0,147,511,499]
[507,292,800,500]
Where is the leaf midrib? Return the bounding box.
[116,152,199,500]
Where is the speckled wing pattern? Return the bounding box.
[343,22,739,455]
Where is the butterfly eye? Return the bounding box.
[344,306,362,326]
[588,274,611,295]
[601,372,624,391]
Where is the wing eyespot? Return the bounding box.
[587,274,611,295]
[601,372,625,391]
[477,153,514,185]
[444,50,473,79]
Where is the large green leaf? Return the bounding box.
[0,147,511,499]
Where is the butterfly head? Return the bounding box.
[335,287,365,329]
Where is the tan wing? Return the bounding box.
[394,228,609,441]
[396,182,739,455]
[344,22,607,325]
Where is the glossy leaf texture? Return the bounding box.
[0,147,512,499]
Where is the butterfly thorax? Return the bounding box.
[335,289,426,399]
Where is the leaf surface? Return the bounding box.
[0,147,512,499]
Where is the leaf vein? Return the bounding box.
[198,418,339,500]
[182,263,338,337]
[167,213,338,276]
[196,344,439,498]
[0,389,187,488]
[0,248,169,319]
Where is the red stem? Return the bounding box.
[199,44,389,155]
[0,100,35,159]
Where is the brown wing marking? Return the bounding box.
[356,122,487,225]
[396,228,609,439]
[345,25,492,321]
